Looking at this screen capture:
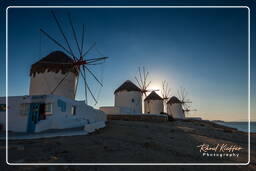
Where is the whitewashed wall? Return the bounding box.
[0,96,32,132]
[114,91,142,114]
[29,70,77,100]
[167,103,185,119]
[34,95,106,132]
[0,94,106,133]
[144,100,164,114]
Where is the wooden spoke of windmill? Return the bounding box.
[134,66,159,96]
[183,106,197,116]
[177,86,192,104]
[161,80,171,114]
[161,80,171,100]
[177,86,196,116]
[39,10,108,105]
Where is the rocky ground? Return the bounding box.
[0,119,255,171]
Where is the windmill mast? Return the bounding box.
[161,80,171,113]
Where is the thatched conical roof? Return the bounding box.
[167,96,182,104]
[30,51,78,76]
[144,91,163,101]
[114,80,141,94]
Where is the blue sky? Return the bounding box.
[0,1,255,122]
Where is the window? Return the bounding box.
[131,98,135,103]
[20,103,29,115]
[71,105,76,115]
[45,103,53,115]
[57,100,66,112]
[0,104,6,112]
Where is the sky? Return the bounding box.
[0,1,255,122]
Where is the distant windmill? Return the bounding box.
[39,10,108,105]
[177,86,193,115]
[161,80,171,113]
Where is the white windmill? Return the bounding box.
[177,86,192,113]
[114,80,143,114]
[144,91,164,114]
[167,86,191,119]
[30,11,108,105]
[177,87,197,117]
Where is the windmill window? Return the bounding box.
[57,100,66,112]
[0,104,6,112]
[131,98,135,103]
[45,103,53,115]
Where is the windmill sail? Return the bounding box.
[39,10,108,105]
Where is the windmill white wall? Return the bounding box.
[115,91,142,114]
[29,71,77,100]
[167,96,185,119]
[144,100,163,114]
[167,103,185,119]
[144,91,164,114]
[114,80,142,114]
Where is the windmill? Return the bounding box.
[39,10,108,105]
[161,80,171,113]
[177,86,193,116]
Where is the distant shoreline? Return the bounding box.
[213,121,256,133]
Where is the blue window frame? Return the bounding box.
[57,100,66,112]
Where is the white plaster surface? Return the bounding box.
[0,94,106,133]
[29,71,77,100]
[167,103,185,119]
[144,100,164,114]
[114,91,142,114]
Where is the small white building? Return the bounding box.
[0,51,106,133]
[144,91,164,114]
[0,95,106,133]
[167,96,185,119]
[100,80,142,114]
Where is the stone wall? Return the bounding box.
[107,114,168,122]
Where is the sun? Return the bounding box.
[148,83,162,93]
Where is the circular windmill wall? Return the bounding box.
[114,80,142,114]
[144,100,164,114]
[144,91,163,114]
[167,96,185,119]
[29,51,78,100]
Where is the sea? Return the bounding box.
[214,121,256,133]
